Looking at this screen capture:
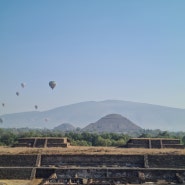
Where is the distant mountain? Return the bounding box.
[53,123,75,131]
[83,114,142,134]
[1,100,185,131]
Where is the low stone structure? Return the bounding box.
[126,138,184,149]
[14,137,70,148]
[1,154,185,184]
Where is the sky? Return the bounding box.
[1,0,185,115]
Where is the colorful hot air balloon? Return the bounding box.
[49,81,56,90]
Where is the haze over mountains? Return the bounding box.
[1,100,185,131]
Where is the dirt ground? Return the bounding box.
[0,179,42,185]
[0,145,184,155]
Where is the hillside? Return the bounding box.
[1,100,185,131]
[83,114,142,134]
[53,123,75,131]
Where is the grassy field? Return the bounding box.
[0,146,185,155]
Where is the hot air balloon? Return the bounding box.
[34,105,38,110]
[49,81,56,90]
[0,118,3,124]
[21,83,25,88]
[2,103,5,107]
[16,92,19,96]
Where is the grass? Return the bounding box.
[0,146,185,155]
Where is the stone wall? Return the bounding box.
[47,138,67,144]
[34,139,45,148]
[151,140,161,148]
[41,154,185,168]
[127,138,184,149]
[15,137,70,148]
[0,155,37,167]
[0,167,32,179]
[162,139,180,144]
[14,138,35,147]
[41,154,144,167]
[37,168,185,184]
[36,168,55,178]
[148,155,185,168]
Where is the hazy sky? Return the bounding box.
[1,1,185,115]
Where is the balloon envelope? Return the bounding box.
[21,83,25,88]
[2,103,5,107]
[49,81,56,90]
[34,105,38,109]
[16,92,19,96]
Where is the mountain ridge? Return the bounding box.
[1,100,185,131]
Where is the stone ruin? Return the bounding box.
[0,137,184,184]
[14,137,70,148]
[126,138,184,149]
[1,153,185,184]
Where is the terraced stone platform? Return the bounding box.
[0,151,185,184]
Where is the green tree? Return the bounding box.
[156,131,170,138]
[182,136,185,145]
[1,132,17,146]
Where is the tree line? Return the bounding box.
[0,128,185,146]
